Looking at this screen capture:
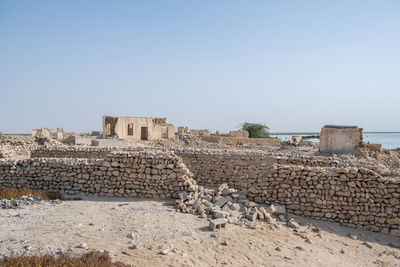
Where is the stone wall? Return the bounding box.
[248,164,400,235]
[30,146,148,159]
[3,145,400,234]
[175,148,400,234]
[72,136,97,146]
[228,130,249,138]
[198,136,281,146]
[175,149,277,188]
[175,149,367,188]
[31,147,113,159]
[0,151,196,199]
[190,130,210,136]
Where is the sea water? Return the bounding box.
[271,133,400,149]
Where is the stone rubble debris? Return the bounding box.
[1,195,43,209]
[0,134,64,159]
[175,183,302,232]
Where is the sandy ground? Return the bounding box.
[1,197,400,267]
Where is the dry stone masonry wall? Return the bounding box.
[249,164,400,235]
[30,146,147,159]
[175,148,277,189]
[1,145,400,235]
[175,148,400,235]
[31,146,114,159]
[0,151,196,199]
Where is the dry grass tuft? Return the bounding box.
[1,250,130,267]
[41,190,65,200]
[0,187,64,200]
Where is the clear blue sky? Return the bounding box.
[1,1,399,134]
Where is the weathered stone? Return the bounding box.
[287,219,300,229]
[267,204,286,215]
[214,197,228,208]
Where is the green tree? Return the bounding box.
[240,122,270,138]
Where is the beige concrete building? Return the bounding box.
[102,116,175,141]
[320,125,362,154]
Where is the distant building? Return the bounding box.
[320,125,362,154]
[102,116,175,141]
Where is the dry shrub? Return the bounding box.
[1,250,130,267]
[66,196,83,201]
[41,191,65,200]
[0,187,64,200]
[0,187,40,199]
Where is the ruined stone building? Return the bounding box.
[102,116,175,141]
[320,125,362,154]
[32,128,74,140]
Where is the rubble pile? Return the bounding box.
[176,183,294,231]
[0,136,38,158]
[0,134,64,159]
[360,148,400,177]
[1,195,63,209]
[33,132,65,147]
[1,195,43,209]
[281,140,319,148]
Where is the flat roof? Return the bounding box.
[103,116,155,119]
[323,125,358,129]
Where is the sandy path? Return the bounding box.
[1,197,399,266]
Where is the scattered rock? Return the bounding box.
[348,234,358,240]
[267,204,286,215]
[362,242,373,249]
[214,197,229,208]
[287,219,300,229]
[1,195,43,209]
[76,242,87,249]
[160,249,170,255]
[127,233,136,239]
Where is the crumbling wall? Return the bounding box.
[0,136,39,158]
[175,149,278,188]
[198,136,280,146]
[249,164,400,235]
[0,151,196,198]
[4,145,400,234]
[190,130,210,136]
[153,118,167,124]
[104,116,119,138]
[228,130,249,138]
[167,125,175,138]
[177,127,185,135]
[175,148,400,234]
[320,125,361,154]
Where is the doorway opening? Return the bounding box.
[128,123,133,136]
[141,127,148,140]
